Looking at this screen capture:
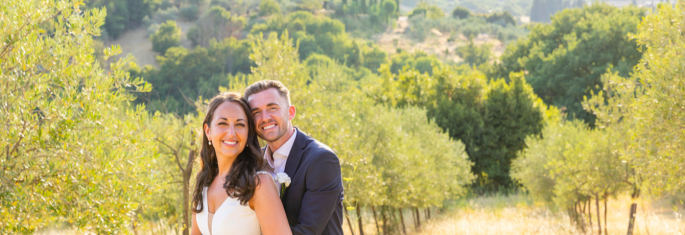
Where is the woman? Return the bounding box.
[191,92,292,235]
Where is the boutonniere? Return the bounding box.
[276,172,291,199]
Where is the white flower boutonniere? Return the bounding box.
[276,172,291,199]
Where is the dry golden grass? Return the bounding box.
[37,194,685,234]
[344,194,685,235]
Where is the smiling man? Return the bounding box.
[244,80,344,235]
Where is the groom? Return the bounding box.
[244,80,344,235]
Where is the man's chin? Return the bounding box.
[258,132,280,143]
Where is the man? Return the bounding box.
[244,80,344,235]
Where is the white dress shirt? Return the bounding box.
[264,129,298,191]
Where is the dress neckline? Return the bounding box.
[205,187,232,235]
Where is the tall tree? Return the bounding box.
[376,65,545,191]
[490,4,644,126]
[0,1,157,233]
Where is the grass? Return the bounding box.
[343,194,685,235]
[36,193,685,234]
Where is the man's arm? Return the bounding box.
[291,150,343,235]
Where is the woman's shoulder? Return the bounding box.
[256,171,275,180]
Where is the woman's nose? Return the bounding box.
[227,125,236,137]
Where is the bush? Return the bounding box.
[146,23,160,37]
[455,39,491,66]
[259,0,281,16]
[151,20,181,54]
[180,5,199,21]
[452,6,472,19]
[187,6,245,47]
[486,11,516,26]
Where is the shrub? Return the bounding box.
[151,20,181,54]
[180,5,199,21]
[452,6,472,19]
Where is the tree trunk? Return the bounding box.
[627,186,640,235]
[344,206,356,235]
[588,198,593,232]
[382,206,388,235]
[415,207,421,231]
[596,193,602,235]
[371,205,381,235]
[411,207,417,228]
[391,207,399,234]
[398,208,407,235]
[604,192,608,235]
[182,171,191,235]
[573,200,583,231]
[182,139,196,235]
[427,207,431,219]
[356,201,364,235]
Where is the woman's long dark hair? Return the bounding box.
[192,92,264,213]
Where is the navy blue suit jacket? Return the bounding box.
[281,128,344,235]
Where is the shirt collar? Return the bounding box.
[274,128,298,159]
[264,128,298,162]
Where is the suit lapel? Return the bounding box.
[282,128,308,202]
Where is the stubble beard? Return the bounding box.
[258,123,288,143]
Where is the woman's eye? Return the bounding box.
[237,123,245,127]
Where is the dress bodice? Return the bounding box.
[196,171,276,235]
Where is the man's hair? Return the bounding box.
[244,80,291,105]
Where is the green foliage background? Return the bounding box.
[5,0,685,233]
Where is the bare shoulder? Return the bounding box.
[256,173,275,185]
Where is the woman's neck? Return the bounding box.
[216,153,237,178]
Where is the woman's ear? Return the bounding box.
[204,123,210,141]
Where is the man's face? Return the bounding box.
[247,88,294,142]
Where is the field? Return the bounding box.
[342,194,685,235]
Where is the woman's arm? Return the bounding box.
[252,174,292,235]
[191,213,201,235]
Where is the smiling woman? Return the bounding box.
[190,92,291,235]
[192,92,263,211]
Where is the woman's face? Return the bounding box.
[204,101,249,160]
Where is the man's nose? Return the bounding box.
[259,110,271,123]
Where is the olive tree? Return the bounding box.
[0,0,158,233]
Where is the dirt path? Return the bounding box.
[105,20,196,69]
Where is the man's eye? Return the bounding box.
[253,112,260,117]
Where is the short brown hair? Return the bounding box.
[244,80,291,105]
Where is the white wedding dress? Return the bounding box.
[196,171,277,235]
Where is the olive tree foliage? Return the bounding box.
[225,33,474,230]
[583,2,685,197]
[143,111,204,234]
[0,0,157,233]
[513,3,685,232]
[374,65,545,191]
[512,111,629,232]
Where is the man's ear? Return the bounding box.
[288,105,296,121]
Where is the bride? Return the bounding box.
[191,92,292,235]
